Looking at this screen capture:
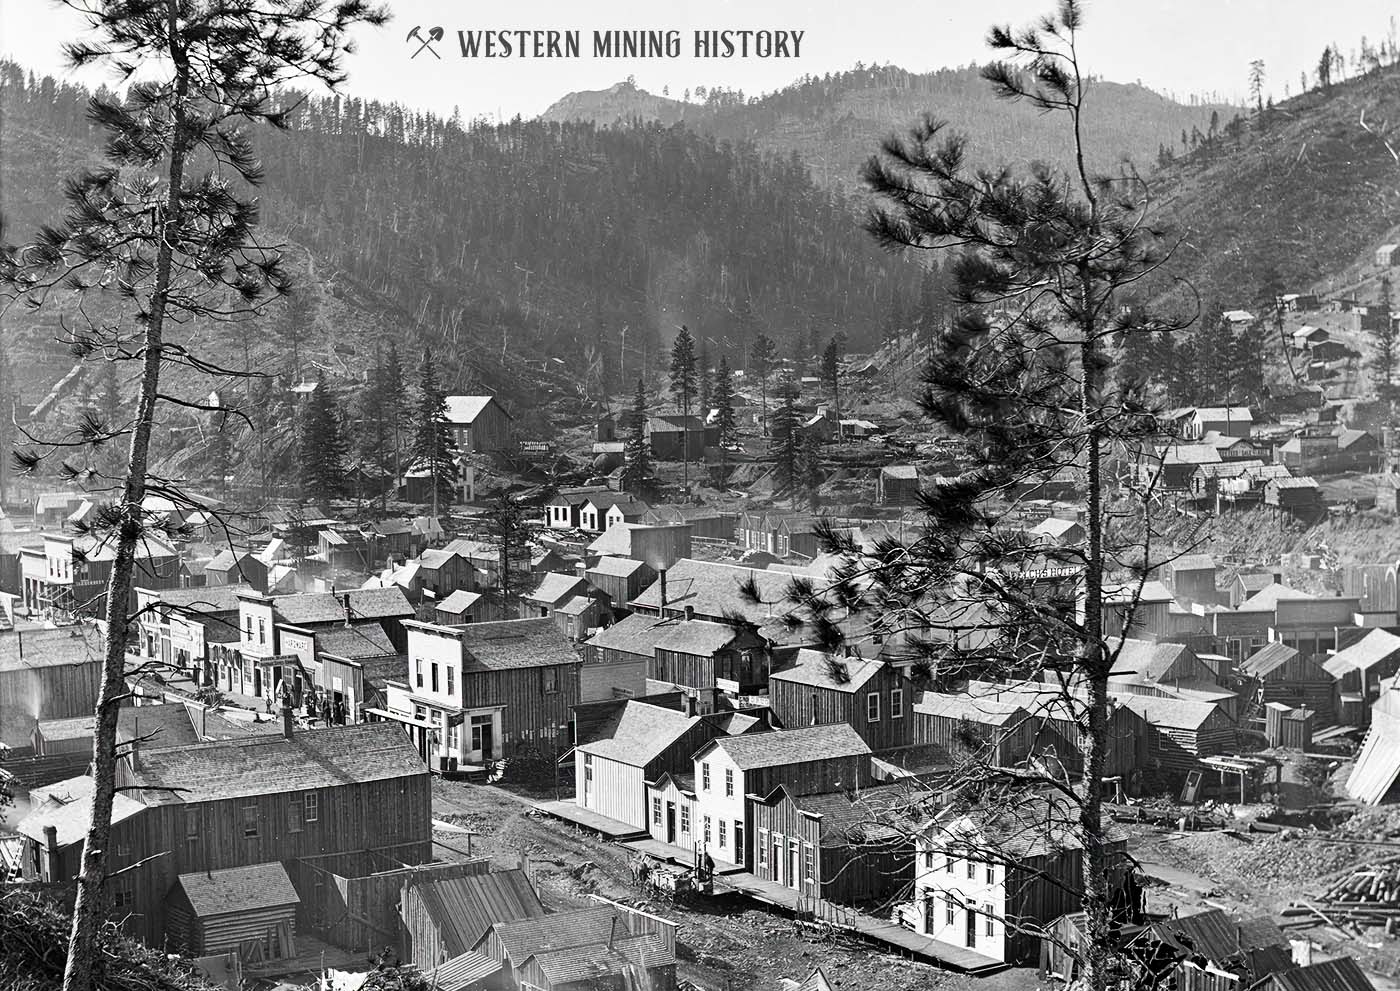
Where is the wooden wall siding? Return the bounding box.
[911,713,1036,767]
[1257,679,1336,723]
[197,904,297,957]
[580,754,647,827]
[769,670,913,751]
[650,645,768,693]
[1178,961,1242,991]
[646,780,697,853]
[462,664,580,753]
[98,771,431,949]
[1033,708,1146,779]
[579,658,646,704]
[752,797,821,891]
[1000,843,1127,965]
[744,755,874,800]
[515,957,677,991]
[0,659,102,724]
[1143,716,1238,770]
[290,857,489,955]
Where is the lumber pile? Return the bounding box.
[1317,860,1400,928]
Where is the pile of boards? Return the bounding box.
[1317,859,1400,929]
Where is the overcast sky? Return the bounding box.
[1,0,1393,121]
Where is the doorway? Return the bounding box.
[966,903,977,948]
[471,715,494,762]
[666,803,677,844]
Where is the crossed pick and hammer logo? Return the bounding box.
[407,25,444,59]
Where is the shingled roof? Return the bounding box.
[488,905,623,962]
[527,933,674,985]
[124,721,425,806]
[269,587,413,626]
[0,627,104,672]
[313,623,396,660]
[699,723,869,771]
[147,584,252,613]
[770,649,885,693]
[17,788,146,848]
[578,701,710,766]
[456,618,580,672]
[176,862,299,918]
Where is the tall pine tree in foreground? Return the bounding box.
[620,379,653,494]
[299,375,348,503]
[0,4,387,989]
[411,350,459,513]
[754,4,1191,988]
[669,325,698,490]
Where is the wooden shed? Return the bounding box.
[1242,642,1337,724]
[1113,693,1236,770]
[769,650,914,751]
[1264,703,1315,750]
[166,862,300,958]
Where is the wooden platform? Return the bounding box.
[242,934,364,980]
[621,836,746,875]
[718,871,1006,975]
[532,800,649,840]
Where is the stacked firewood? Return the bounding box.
[1318,861,1400,926]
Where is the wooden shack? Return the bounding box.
[165,862,300,958]
[911,693,1038,766]
[1113,694,1236,771]
[1264,703,1315,750]
[769,650,914,751]
[1242,642,1337,724]
[1324,629,1400,725]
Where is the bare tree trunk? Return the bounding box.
[62,34,188,991]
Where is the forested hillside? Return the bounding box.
[0,62,929,415]
[543,65,1240,187]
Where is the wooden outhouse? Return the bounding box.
[166,862,300,958]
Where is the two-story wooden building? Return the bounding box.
[372,618,582,767]
[768,650,914,751]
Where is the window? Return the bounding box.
[866,692,881,722]
[724,768,734,797]
[890,688,904,717]
[758,830,768,866]
[446,666,454,695]
[703,816,712,844]
[244,615,252,639]
[719,819,727,847]
[967,859,976,880]
[241,805,258,838]
[653,797,663,825]
[113,889,134,910]
[304,792,319,822]
[924,850,935,869]
[945,893,956,926]
[680,806,690,833]
[542,667,559,693]
[702,762,711,791]
[415,660,424,689]
[414,704,427,721]
[946,851,955,873]
[185,812,199,846]
[986,864,995,885]
[258,618,266,644]
[804,843,815,881]
[986,909,995,937]
[431,663,439,693]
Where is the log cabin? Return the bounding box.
[768,649,914,751]
[1113,693,1237,771]
[1148,908,1293,991]
[1242,642,1338,724]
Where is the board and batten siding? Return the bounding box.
[577,752,647,828]
[768,668,913,751]
[462,664,580,752]
[579,657,646,703]
[646,778,697,852]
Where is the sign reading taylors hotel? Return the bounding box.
[406,26,806,60]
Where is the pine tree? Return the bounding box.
[698,344,713,415]
[769,374,801,498]
[1371,276,1398,396]
[714,356,738,447]
[411,351,459,512]
[620,379,653,494]
[0,5,386,988]
[821,334,845,442]
[750,333,778,436]
[794,431,823,510]
[0,338,15,503]
[669,325,698,489]
[299,375,348,503]
[383,342,408,498]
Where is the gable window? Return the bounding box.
[702,763,711,792]
[867,692,881,722]
[241,805,258,838]
[304,792,319,822]
[890,688,904,718]
[724,768,734,797]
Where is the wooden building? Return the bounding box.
[573,699,767,831]
[1264,703,1315,750]
[911,694,1044,768]
[445,395,514,455]
[1149,909,1295,991]
[0,628,104,748]
[15,719,429,950]
[1113,693,1237,771]
[768,650,914,751]
[691,724,873,869]
[474,904,677,991]
[203,550,269,591]
[585,556,656,614]
[399,867,546,975]
[1242,642,1337,724]
[906,799,1129,965]
[645,771,699,854]
[1323,628,1400,723]
[749,783,913,908]
[165,862,300,958]
[373,618,581,767]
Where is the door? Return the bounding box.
[772,834,784,885]
[924,894,936,935]
[966,903,977,948]
[788,840,801,890]
[472,715,494,762]
[666,803,677,844]
[734,822,744,866]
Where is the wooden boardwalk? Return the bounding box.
[718,871,1006,975]
[532,799,649,841]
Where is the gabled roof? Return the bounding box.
[760,782,912,845]
[628,559,815,637]
[583,492,649,514]
[770,649,886,693]
[417,548,462,570]
[698,723,870,771]
[1323,629,1400,679]
[1268,958,1373,991]
[556,595,596,617]
[1160,444,1222,467]
[488,906,622,962]
[0,627,105,672]
[314,623,396,660]
[1242,641,1300,678]
[1113,692,1222,731]
[1108,639,1200,681]
[176,862,299,918]
[1237,583,1315,612]
[17,787,145,848]
[651,619,743,656]
[583,613,669,656]
[523,572,589,606]
[456,618,579,672]
[445,395,510,424]
[406,868,544,956]
[146,584,253,613]
[1193,406,1254,423]
[915,692,1026,726]
[881,465,918,480]
[437,590,484,615]
[430,951,502,991]
[527,933,674,984]
[578,701,708,766]
[1165,554,1215,573]
[1149,908,1286,964]
[125,721,426,806]
[268,587,414,626]
[587,556,648,579]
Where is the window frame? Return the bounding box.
[241,804,259,838]
[890,688,904,718]
[866,691,881,723]
[652,796,663,826]
[724,767,734,797]
[304,791,319,822]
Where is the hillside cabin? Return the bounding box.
[445,395,513,455]
[877,465,921,505]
